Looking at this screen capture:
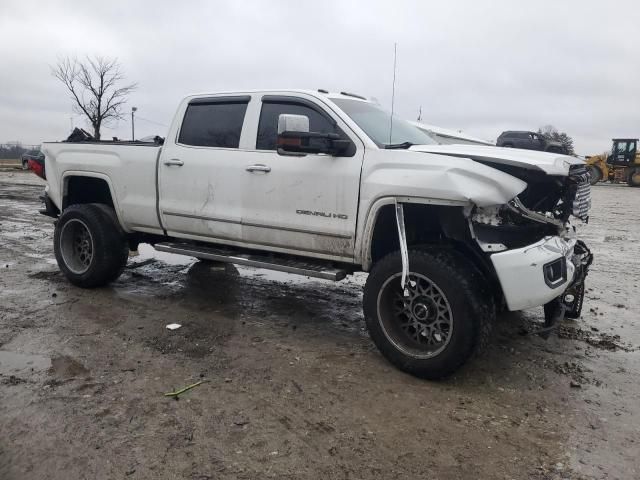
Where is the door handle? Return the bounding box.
[245,164,271,173]
[164,159,184,167]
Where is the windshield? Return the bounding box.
[331,98,436,147]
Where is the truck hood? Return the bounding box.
[410,144,584,176]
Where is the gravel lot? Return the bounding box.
[1,170,639,480]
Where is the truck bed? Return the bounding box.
[42,141,164,234]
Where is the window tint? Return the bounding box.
[179,101,248,148]
[256,102,336,150]
[616,142,628,154]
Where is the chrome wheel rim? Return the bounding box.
[376,273,454,358]
[59,219,94,274]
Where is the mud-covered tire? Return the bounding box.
[627,168,640,187]
[587,165,602,185]
[54,203,129,288]
[363,249,494,380]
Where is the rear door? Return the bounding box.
[158,95,253,242]
[240,95,364,260]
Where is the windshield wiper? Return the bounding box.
[384,142,414,149]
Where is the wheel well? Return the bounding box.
[369,203,501,297]
[63,176,114,210]
[370,204,473,262]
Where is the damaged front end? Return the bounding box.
[470,164,593,327]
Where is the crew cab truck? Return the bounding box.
[40,90,592,379]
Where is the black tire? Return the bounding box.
[627,168,640,187]
[363,249,494,380]
[22,159,29,170]
[54,203,129,288]
[587,165,602,185]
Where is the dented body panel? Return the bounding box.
[411,144,585,176]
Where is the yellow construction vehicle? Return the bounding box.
[586,138,640,187]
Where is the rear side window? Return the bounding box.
[256,101,336,150]
[178,99,249,148]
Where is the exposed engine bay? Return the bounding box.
[471,162,591,251]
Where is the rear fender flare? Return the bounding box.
[61,171,129,233]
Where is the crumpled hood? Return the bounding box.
[410,144,585,176]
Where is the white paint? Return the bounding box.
[491,236,577,311]
[42,90,588,313]
[411,144,585,176]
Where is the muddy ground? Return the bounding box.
[0,170,639,480]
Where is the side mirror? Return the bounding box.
[278,114,309,135]
[276,113,351,156]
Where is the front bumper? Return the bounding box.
[490,235,586,311]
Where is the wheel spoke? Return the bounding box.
[380,271,454,356]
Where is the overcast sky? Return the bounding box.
[1,0,638,154]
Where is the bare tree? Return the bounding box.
[52,56,137,140]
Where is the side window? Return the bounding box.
[256,101,336,151]
[178,100,248,148]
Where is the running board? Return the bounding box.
[154,242,347,281]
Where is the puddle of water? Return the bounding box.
[0,350,51,376]
[236,266,324,285]
[132,243,367,286]
[49,355,89,378]
[134,243,195,266]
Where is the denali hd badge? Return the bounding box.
[296,209,348,220]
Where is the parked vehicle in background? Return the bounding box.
[409,121,493,146]
[39,89,592,379]
[21,148,44,170]
[497,131,567,154]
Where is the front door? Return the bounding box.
[240,95,364,260]
[158,96,252,242]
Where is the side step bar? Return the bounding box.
[154,242,347,281]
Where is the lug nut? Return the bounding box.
[564,294,575,303]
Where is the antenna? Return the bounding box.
[417,106,422,122]
[389,42,397,144]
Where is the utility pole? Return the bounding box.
[131,106,137,141]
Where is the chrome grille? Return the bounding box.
[570,166,591,221]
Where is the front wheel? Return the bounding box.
[54,204,129,288]
[363,249,494,379]
[587,165,602,185]
[628,167,640,187]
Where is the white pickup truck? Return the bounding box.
[39,89,592,379]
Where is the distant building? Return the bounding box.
[410,121,493,146]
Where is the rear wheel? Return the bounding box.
[627,168,640,187]
[22,159,29,170]
[587,165,602,185]
[54,204,129,288]
[363,249,494,379]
